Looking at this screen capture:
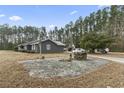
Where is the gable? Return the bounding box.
[42,39,65,46]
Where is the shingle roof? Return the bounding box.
[18,40,39,46]
[42,39,65,46]
[52,40,65,46]
[18,39,65,46]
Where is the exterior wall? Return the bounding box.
[32,44,35,51]
[18,45,27,51]
[18,46,22,51]
[41,40,64,53]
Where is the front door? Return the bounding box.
[35,44,40,52]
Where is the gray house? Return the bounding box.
[18,39,65,53]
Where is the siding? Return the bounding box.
[41,40,64,53]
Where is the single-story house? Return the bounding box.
[17,39,66,53]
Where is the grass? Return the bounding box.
[0,50,124,88]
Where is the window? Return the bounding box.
[20,45,24,49]
[46,44,51,50]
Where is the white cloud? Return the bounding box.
[0,14,5,18]
[70,10,78,15]
[9,16,22,21]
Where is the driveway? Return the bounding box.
[88,54,124,64]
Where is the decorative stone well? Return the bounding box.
[74,52,87,60]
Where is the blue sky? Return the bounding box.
[0,5,107,30]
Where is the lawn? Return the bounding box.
[0,50,124,88]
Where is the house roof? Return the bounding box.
[42,39,65,46]
[52,40,65,46]
[18,40,39,46]
[18,39,65,46]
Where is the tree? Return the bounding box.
[80,32,114,53]
[95,10,102,32]
[1,5,124,51]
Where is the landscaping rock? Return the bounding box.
[21,57,109,78]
